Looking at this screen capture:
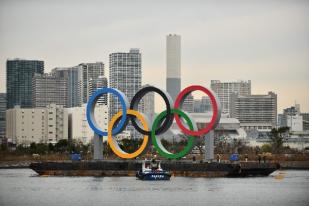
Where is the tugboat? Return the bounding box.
[136,159,171,180]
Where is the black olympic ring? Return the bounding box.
[129,85,174,136]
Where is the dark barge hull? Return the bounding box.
[29,160,279,177]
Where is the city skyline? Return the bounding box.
[1,2,309,206]
[0,0,309,112]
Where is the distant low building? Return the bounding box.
[285,115,303,132]
[301,113,309,131]
[230,91,277,132]
[192,113,247,143]
[0,93,6,140]
[6,104,68,145]
[193,96,211,113]
[182,93,194,113]
[68,104,108,144]
[248,137,309,151]
[159,113,246,144]
[281,104,303,132]
[278,114,284,128]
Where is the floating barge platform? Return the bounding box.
[30,160,279,177]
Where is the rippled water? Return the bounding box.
[0,169,308,206]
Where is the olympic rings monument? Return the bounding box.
[87,85,221,162]
[29,85,278,177]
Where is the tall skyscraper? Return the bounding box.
[89,76,108,105]
[32,74,68,108]
[230,92,277,131]
[52,66,83,108]
[79,62,104,104]
[109,49,142,137]
[6,59,44,109]
[0,93,6,140]
[211,80,251,114]
[142,84,155,122]
[166,34,181,101]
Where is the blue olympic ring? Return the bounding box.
[86,87,129,136]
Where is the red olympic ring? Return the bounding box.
[174,85,221,136]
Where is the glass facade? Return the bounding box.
[109,49,142,137]
[6,59,44,109]
[52,66,83,108]
[79,62,104,104]
[109,49,142,118]
[89,76,108,105]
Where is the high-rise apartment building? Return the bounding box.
[0,93,6,140]
[109,49,142,137]
[89,76,108,105]
[109,49,142,117]
[32,74,67,108]
[52,63,105,107]
[52,66,83,108]
[166,34,181,101]
[6,59,44,109]
[230,92,277,131]
[6,104,68,145]
[79,62,104,104]
[211,80,251,114]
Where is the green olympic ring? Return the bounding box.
[151,109,196,159]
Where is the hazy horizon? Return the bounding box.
[1,0,309,112]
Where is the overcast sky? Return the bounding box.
[0,0,308,112]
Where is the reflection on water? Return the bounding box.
[0,169,309,206]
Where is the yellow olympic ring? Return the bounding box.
[107,109,149,159]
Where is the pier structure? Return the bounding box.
[93,134,103,160]
[204,130,215,162]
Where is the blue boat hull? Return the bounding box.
[136,171,171,180]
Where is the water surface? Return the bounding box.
[0,169,308,206]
